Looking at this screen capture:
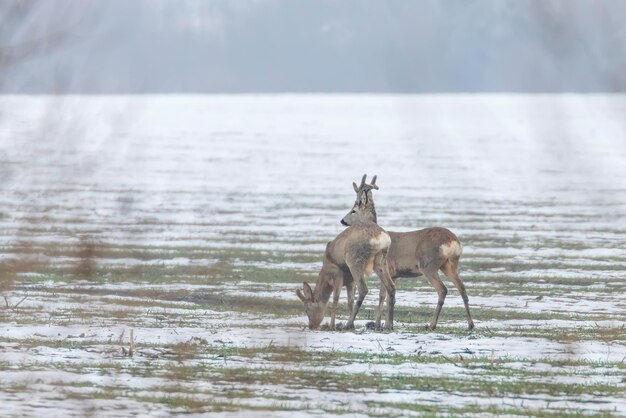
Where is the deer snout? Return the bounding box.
[308,315,324,330]
[341,219,348,226]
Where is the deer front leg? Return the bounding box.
[345,274,368,330]
[345,280,355,315]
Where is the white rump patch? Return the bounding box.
[369,232,391,250]
[440,241,462,259]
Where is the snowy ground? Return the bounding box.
[0,95,625,417]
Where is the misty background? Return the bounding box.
[2,0,626,94]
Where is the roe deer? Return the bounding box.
[341,175,474,330]
[296,220,396,330]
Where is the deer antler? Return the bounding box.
[353,174,379,194]
[370,175,378,190]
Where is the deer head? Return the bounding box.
[341,174,378,226]
[295,281,326,329]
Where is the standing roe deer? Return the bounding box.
[341,175,474,330]
[296,219,396,331]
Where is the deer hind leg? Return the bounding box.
[441,258,474,330]
[374,282,386,330]
[374,251,396,330]
[423,266,447,330]
[344,262,368,330]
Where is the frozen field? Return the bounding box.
[0,94,625,417]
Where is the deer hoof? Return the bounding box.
[468,322,475,331]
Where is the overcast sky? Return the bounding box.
[2,0,626,93]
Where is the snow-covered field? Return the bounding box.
[0,95,625,417]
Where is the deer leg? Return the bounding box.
[423,268,447,330]
[441,260,474,330]
[374,282,386,331]
[345,279,355,315]
[345,271,368,330]
[374,251,396,330]
[329,281,341,330]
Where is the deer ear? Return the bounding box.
[295,289,306,302]
[302,282,313,299]
[353,182,359,193]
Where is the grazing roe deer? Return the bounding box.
[341,175,474,330]
[296,220,396,330]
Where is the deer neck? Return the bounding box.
[313,270,334,306]
[370,206,378,224]
[362,203,377,224]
